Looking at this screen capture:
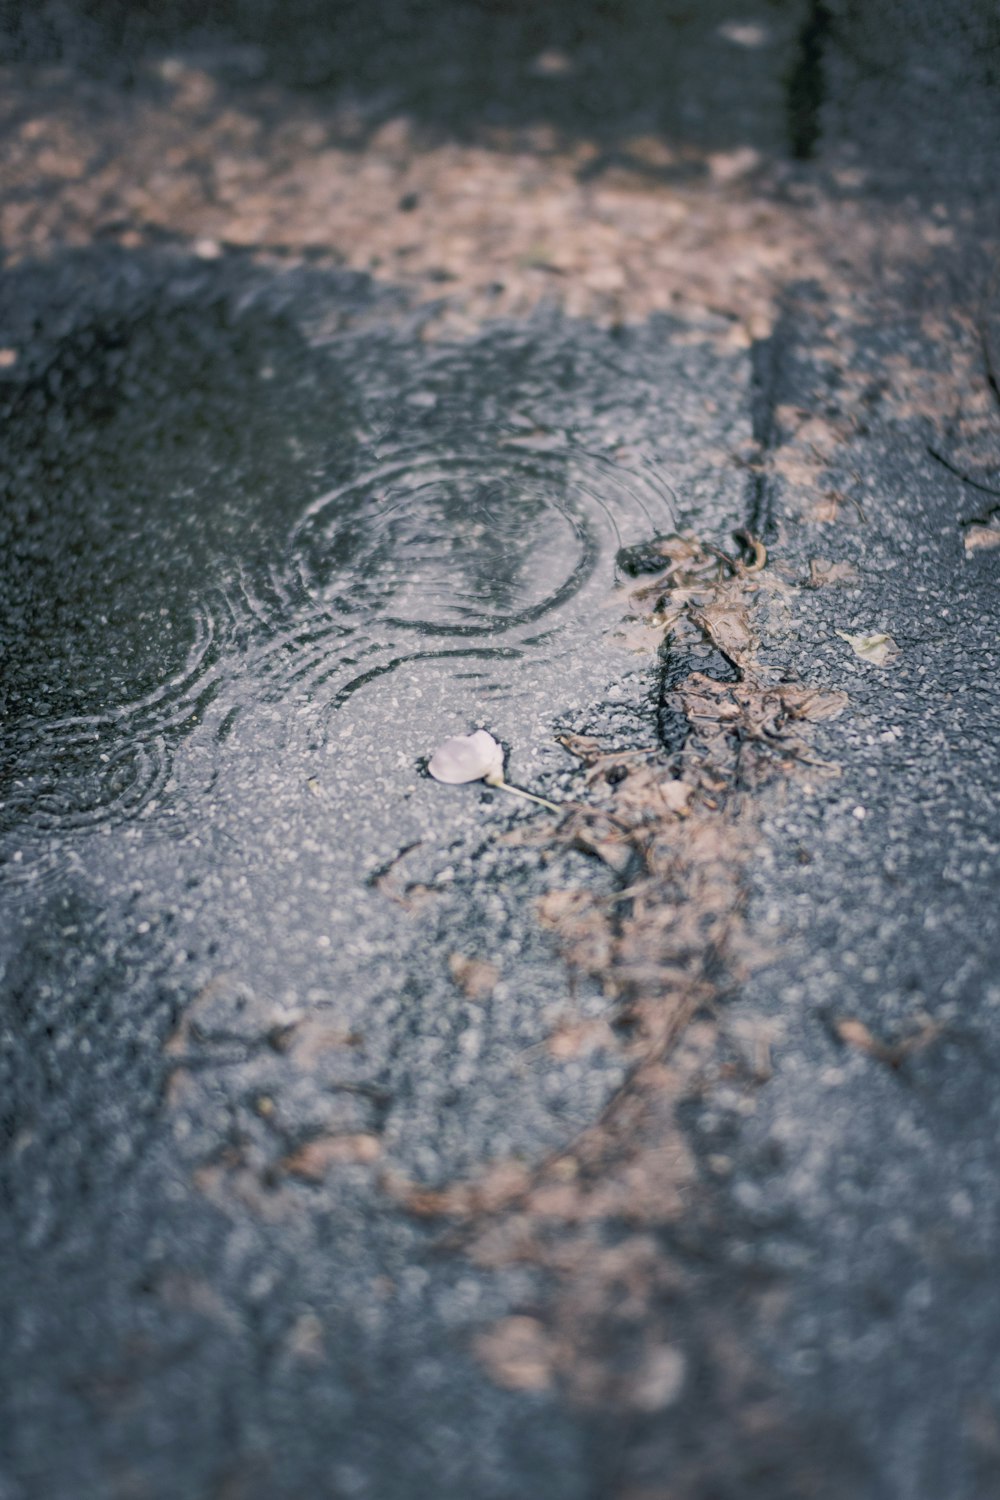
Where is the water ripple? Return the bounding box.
[237,435,674,744]
[2,432,674,858]
[0,601,225,848]
[286,438,669,636]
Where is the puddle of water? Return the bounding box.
[0,251,754,1497]
[0,254,749,1186]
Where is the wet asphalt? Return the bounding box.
[2,4,1000,1498]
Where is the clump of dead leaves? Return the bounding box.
[403,533,849,1164]
[618,529,847,775]
[395,532,846,1208]
[528,531,845,1048]
[387,532,849,1408]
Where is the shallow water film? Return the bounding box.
[0,251,750,1495]
[4,1,1000,1496]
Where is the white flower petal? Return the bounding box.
[428,730,505,785]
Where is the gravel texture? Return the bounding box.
[1,3,999,1497]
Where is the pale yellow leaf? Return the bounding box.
[835,629,900,666]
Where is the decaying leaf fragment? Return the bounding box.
[448,953,500,1000]
[835,629,900,666]
[834,1016,942,1068]
[779,686,850,722]
[671,673,844,780]
[964,520,1000,553]
[808,558,860,587]
[690,593,757,669]
[537,888,613,974]
[474,1316,557,1392]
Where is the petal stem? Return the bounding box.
[485,773,561,813]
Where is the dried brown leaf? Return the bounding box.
[537,888,613,973]
[546,1018,617,1059]
[835,1016,942,1068]
[809,558,861,587]
[448,954,500,1000]
[475,1317,556,1391]
[835,1018,880,1055]
[537,889,591,926]
[779,687,850,721]
[660,779,695,814]
[690,596,756,666]
[556,733,605,764]
[571,826,635,873]
[964,522,1000,553]
[283,1134,382,1179]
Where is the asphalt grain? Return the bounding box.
[1,4,999,1498]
